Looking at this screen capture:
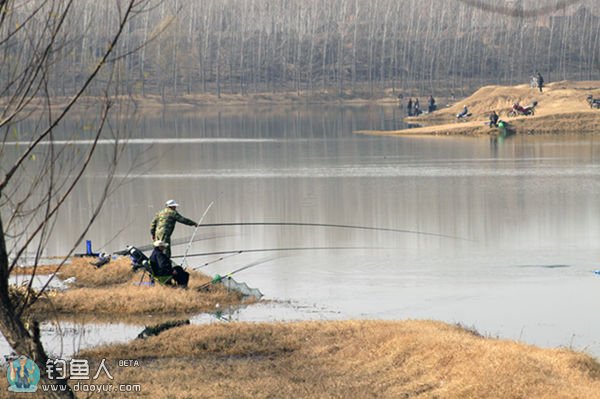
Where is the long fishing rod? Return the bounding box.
[168,231,233,249]
[196,257,276,291]
[193,252,243,269]
[173,246,395,260]
[194,222,472,242]
[113,233,226,256]
[181,198,218,269]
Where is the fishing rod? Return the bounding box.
[196,257,276,291]
[192,251,243,269]
[194,222,472,242]
[118,221,465,258]
[113,233,226,256]
[181,197,218,269]
[173,246,395,260]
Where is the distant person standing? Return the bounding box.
[150,199,198,258]
[407,98,413,116]
[536,71,544,93]
[414,98,421,115]
[428,95,436,113]
[489,110,499,127]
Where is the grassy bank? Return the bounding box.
[13,257,244,317]
[34,283,243,317]
[58,320,600,398]
[8,261,600,398]
[14,257,136,287]
[357,80,600,137]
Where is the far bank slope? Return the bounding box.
[358,81,600,136]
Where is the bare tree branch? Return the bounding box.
[455,0,582,18]
[0,2,153,397]
[0,0,136,192]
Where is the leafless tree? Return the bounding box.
[0,1,160,397]
[4,0,600,98]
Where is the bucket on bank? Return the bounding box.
[74,240,99,257]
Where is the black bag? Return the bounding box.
[127,246,149,271]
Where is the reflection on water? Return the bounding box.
[5,105,600,359]
[0,301,343,358]
[0,320,144,360]
[9,275,69,291]
[137,320,190,339]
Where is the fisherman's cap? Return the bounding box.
[165,199,179,207]
[153,240,169,248]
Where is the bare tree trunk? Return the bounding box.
[239,0,247,95]
[201,0,213,93]
[216,2,224,98]
[391,0,400,94]
[295,2,302,95]
[0,2,152,397]
[308,3,316,94]
[141,9,150,96]
[321,1,332,92]
[379,0,390,90]
[187,0,196,94]
[351,0,359,93]
[337,0,347,97]
[255,3,263,93]
[0,216,64,396]
[171,0,180,96]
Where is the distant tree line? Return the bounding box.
[2,0,599,99]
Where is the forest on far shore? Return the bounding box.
[2,0,600,99]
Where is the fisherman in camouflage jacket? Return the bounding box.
[150,199,198,258]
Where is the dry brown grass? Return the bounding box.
[64,257,135,287]
[68,319,600,398]
[18,257,245,317]
[358,80,600,136]
[13,257,135,287]
[35,282,242,316]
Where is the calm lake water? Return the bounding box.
[5,105,600,359]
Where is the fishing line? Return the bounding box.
[196,257,276,291]
[113,233,226,255]
[191,251,243,269]
[195,221,472,242]
[174,246,396,259]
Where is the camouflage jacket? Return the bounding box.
[150,207,197,241]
